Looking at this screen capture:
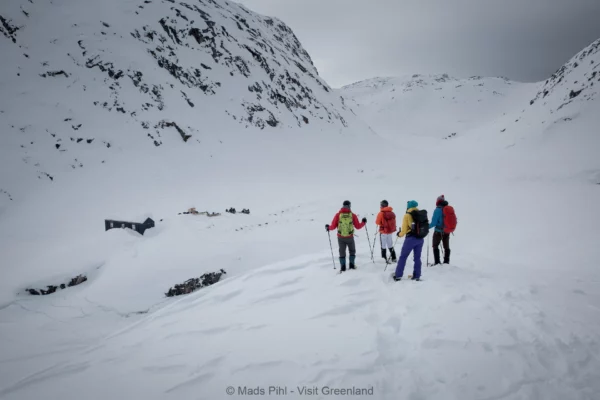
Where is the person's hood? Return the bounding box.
[407,207,419,213]
[339,207,352,213]
[380,206,393,212]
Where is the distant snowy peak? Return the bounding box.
[530,38,600,111]
[342,73,513,93]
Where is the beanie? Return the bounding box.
[343,200,351,208]
[436,194,445,206]
[407,200,418,209]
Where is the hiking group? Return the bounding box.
[325,196,457,281]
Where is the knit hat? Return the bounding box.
[407,200,418,209]
[436,194,445,206]
[380,200,388,207]
[343,200,351,208]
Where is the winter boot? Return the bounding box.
[339,257,347,272]
[349,255,356,270]
[433,248,441,265]
[443,249,450,264]
[381,248,387,260]
[392,274,402,281]
[389,248,397,262]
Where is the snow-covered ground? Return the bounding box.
[1,0,600,398]
[2,179,600,400]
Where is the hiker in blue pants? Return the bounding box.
[393,200,424,281]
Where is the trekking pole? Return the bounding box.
[371,230,378,261]
[327,231,336,269]
[364,224,375,264]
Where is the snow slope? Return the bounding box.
[0,0,371,208]
[0,0,382,304]
[2,187,600,400]
[341,74,536,142]
[341,39,600,183]
[1,0,600,397]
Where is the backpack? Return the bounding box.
[442,205,457,234]
[381,211,397,233]
[408,209,429,238]
[338,212,354,236]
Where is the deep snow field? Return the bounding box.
[1,0,600,398]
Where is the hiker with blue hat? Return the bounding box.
[393,200,430,281]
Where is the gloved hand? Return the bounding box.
[325,224,330,232]
[396,229,402,237]
[362,217,367,223]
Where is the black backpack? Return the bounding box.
[408,209,430,238]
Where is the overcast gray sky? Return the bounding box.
[236,0,600,88]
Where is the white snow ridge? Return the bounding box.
[1,0,600,398]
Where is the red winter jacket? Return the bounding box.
[328,208,366,238]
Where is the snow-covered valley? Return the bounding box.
[1,0,600,398]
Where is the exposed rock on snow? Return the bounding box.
[25,274,87,296]
[529,38,600,110]
[226,207,249,214]
[0,189,13,201]
[179,207,221,216]
[39,70,69,78]
[0,14,20,43]
[165,269,226,297]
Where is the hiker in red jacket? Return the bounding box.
[325,200,366,271]
[375,200,397,262]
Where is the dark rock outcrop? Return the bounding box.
[165,269,226,297]
[26,274,88,295]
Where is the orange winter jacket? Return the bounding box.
[376,206,396,234]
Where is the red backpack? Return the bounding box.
[381,211,397,233]
[442,205,457,234]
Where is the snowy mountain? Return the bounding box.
[529,38,600,112]
[0,0,367,205]
[1,1,600,398]
[340,74,535,142]
[340,39,600,183]
[0,0,382,298]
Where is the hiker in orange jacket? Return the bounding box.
[375,200,397,262]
